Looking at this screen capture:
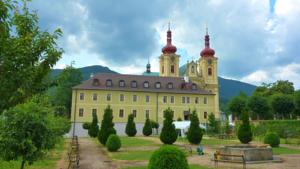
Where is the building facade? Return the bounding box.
[70,27,219,136]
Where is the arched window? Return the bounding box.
[155,82,161,89]
[171,65,175,73]
[119,80,125,87]
[131,81,137,88]
[167,82,173,89]
[208,67,212,76]
[106,79,112,87]
[143,81,149,88]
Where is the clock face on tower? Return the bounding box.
[207,59,212,65]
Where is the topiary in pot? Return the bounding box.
[143,118,152,136]
[264,132,280,147]
[148,145,189,169]
[237,111,253,144]
[106,134,121,152]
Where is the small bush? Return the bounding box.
[82,122,91,130]
[88,113,99,137]
[187,110,203,144]
[148,145,189,169]
[160,108,178,144]
[237,111,253,144]
[125,114,137,137]
[106,134,121,152]
[143,118,152,136]
[264,132,280,147]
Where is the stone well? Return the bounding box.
[218,144,273,162]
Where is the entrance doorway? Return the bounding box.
[183,111,190,120]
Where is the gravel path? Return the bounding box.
[78,138,118,169]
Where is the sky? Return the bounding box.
[28,0,300,88]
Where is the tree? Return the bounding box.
[187,110,203,144]
[269,80,294,95]
[228,93,248,120]
[143,118,152,136]
[237,111,252,144]
[48,66,82,117]
[98,105,116,145]
[247,95,271,120]
[88,112,99,137]
[294,90,300,117]
[0,0,62,113]
[207,113,219,135]
[271,94,295,119]
[224,119,231,135]
[125,114,137,137]
[150,120,159,135]
[160,108,178,144]
[0,101,68,169]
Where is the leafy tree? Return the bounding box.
[125,114,137,137]
[207,113,220,135]
[98,105,116,145]
[150,120,159,135]
[228,93,248,120]
[0,0,62,113]
[160,108,177,144]
[0,101,68,169]
[294,90,300,117]
[187,110,203,144]
[88,112,99,137]
[237,111,252,144]
[271,94,295,119]
[143,118,152,136]
[224,119,231,135]
[247,95,271,120]
[48,66,82,117]
[269,80,294,95]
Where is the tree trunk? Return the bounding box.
[20,160,25,169]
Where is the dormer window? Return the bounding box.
[119,80,125,87]
[167,82,173,89]
[131,81,137,88]
[155,82,161,89]
[192,83,197,90]
[92,78,100,86]
[143,81,149,88]
[106,79,112,87]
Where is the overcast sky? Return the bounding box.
[29,0,300,88]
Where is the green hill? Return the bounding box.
[52,65,256,108]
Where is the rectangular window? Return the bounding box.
[133,95,137,102]
[92,108,97,115]
[106,94,111,101]
[120,94,124,102]
[195,97,199,104]
[171,65,175,73]
[204,111,207,119]
[145,95,150,102]
[186,97,190,104]
[182,97,186,104]
[79,108,84,117]
[145,110,150,119]
[163,96,167,103]
[80,93,84,100]
[204,97,207,104]
[132,110,137,118]
[119,109,124,118]
[93,93,97,101]
[170,96,174,103]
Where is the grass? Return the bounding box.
[123,164,214,169]
[120,136,158,147]
[178,137,238,146]
[0,138,66,169]
[109,150,156,161]
[272,147,300,155]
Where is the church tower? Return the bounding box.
[199,28,220,117]
[159,25,180,77]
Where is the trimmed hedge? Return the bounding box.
[148,145,189,169]
[106,134,121,152]
[264,132,280,147]
[253,120,300,138]
[82,122,91,130]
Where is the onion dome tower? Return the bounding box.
[200,27,215,57]
[159,23,180,77]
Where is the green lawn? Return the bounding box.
[109,150,156,161]
[120,136,158,147]
[178,137,238,146]
[272,147,300,155]
[0,138,65,169]
[123,164,214,169]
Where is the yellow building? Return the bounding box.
[71,27,219,135]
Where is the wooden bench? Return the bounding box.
[213,152,246,169]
